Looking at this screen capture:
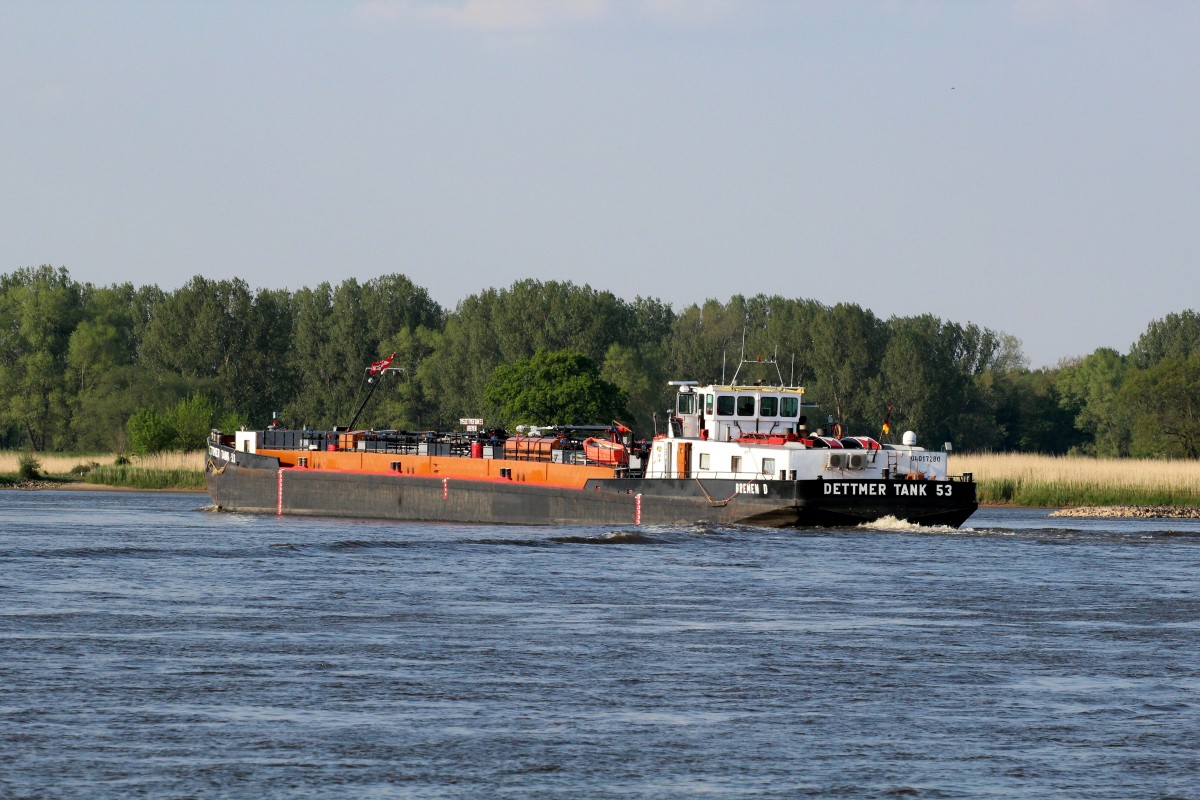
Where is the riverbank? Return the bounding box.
[0,479,205,493]
[1049,505,1200,518]
[955,452,1200,508]
[0,451,206,492]
[0,450,205,473]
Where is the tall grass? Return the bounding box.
[955,453,1200,507]
[0,450,206,490]
[81,464,206,490]
[0,450,205,473]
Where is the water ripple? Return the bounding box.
[2,492,1199,798]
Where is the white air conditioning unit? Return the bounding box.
[826,452,845,469]
[847,453,866,470]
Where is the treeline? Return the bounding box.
[2,265,1199,457]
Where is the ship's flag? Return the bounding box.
[368,352,396,375]
[881,406,892,436]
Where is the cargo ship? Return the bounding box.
[205,364,977,528]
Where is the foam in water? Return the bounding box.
[856,515,965,534]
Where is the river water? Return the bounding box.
[2,490,1198,799]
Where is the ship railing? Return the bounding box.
[255,428,644,469]
[688,470,792,481]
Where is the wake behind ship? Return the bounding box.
[206,375,977,528]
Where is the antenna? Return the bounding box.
[729,334,786,386]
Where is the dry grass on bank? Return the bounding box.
[0,450,206,474]
[955,452,1200,506]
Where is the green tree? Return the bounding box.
[126,395,216,454]
[140,276,295,427]
[877,315,1007,450]
[484,350,629,428]
[286,275,443,429]
[1122,353,1200,458]
[284,282,338,427]
[374,325,444,430]
[164,394,217,451]
[0,266,84,450]
[1055,348,1130,456]
[806,303,888,430]
[67,283,166,451]
[989,366,1084,453]
[138,276,245,411]
[599,342,666,435]
[665,297,751,385]
[419,280,649,429]
[1128,310,1200,368]
[126,407,173,455]
[360,273,446,345]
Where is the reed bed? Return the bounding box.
[0,450,205,473]
[955,452,1200,507]
[0,450,206,490]
[81,464,206,490]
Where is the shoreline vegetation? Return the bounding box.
[2,450,1200,517]
[0,451,206,492]
[955,453,1200,512]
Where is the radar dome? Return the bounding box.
[902,430,917,446]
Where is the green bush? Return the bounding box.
[127,407,173,455]
[165,394,216,450]
[126,394,216,454]
[16,453,41,481]
[217,411,249,434]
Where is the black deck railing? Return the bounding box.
[245,428,634,469]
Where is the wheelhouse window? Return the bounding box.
[677,392,696,414]
[736,396,755,416]
[716,395,735,416]
[760,396,778,417]
[705,394,714,415]
[780,397,799,418]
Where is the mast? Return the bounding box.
[346,353,396,431]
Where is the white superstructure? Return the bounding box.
[645,383,949,483]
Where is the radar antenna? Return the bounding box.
[730,330,787,386]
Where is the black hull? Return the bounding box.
[206,461,977,529]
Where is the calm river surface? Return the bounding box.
[2,490,1198,799]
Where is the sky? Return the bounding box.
[3,0,1198,368]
